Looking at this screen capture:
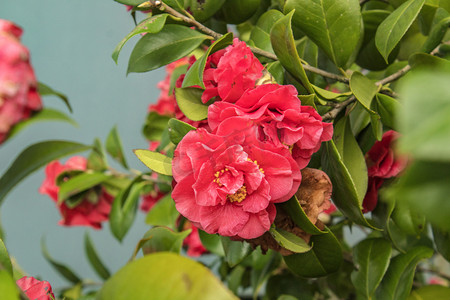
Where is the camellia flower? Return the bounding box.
[16,276,54,300]
[362,130,407,212]
[172,122,301,239]
[208,83,333,169]
[39,156,114,229]
[0,19,42,144]
[182,221,208,257]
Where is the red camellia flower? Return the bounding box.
[202,38,264,103]
[362,130,407,212]
[183,221,208,257]
[16,276,54,300]
[208,84,333,169]
[39,156,114,229]
[172,123,301,239]
[0,19,42,144]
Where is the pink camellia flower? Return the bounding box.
[182,221,208,257]
[0,19,42,144]
[39,156,113,229]
[140,188,165,212]
[172,123,301,239]
[16,276,54,300]
[201,38,264,103]
[208,84,333,169]
[362,130,407,212]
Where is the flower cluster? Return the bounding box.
[39,156,113,229]
[363,130,407,212]
[171,39,332,239]
[0,19,42,144]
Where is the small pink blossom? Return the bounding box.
[183,221,208,257]
[16,276,54,300]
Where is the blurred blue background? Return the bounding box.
[0,0,163,289]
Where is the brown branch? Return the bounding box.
[322,96,356,122]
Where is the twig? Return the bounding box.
[376,65,411,86]
[322,96,356,122]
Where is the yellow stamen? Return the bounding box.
[227,185,247,203]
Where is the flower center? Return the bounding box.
[227,185,247,203]
[247,158,264,173]
[213,168,229,186]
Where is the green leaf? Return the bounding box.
[174,87,208,121]
[409,53,450,69]
[188,0,226,23]
[182,32,233,89]
[375,0,426,62]
[269,228,311,253]
[0,269,19,300]
[283,228,342,278]
[58,172,109,205]
[106,126,128,169]
[145,194,179,229]
[127,25,212,73]
[167,118,196,145]
[112,14,170,63]
[141,227,191,255]
[391,199,426,236]
[250,9,285,54]
[249,250,283,299]
[227,265,245,295]
[278,196,325,235]
[351,238,392,299]
[88,138,108,171]
[142,112,172,141]
[350,71,378,114]
[266,61,284,84]
[38,82,72,113]
[421,12,450,53]
[41,238,82,284]
[134,149,173,175]
[221,237,251,268]
[375,246,433,300]
[0,141,90,205]
[84,232,111,280]
[270,10,313,94]
[114,0,147,5]
[198,230,225,256]
[432,226,450,262]
[97,253,238,300]
[375,93,399,130]
[312,85,352,102]
[408,285,450,300]
[284,0,362,67]
[110,180,145,242]
[0,239,12,276]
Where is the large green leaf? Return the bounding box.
[134,149,173,176]
[57,172,110,205]
[375,246,433,300]
[284,0,362,67]
[42,238,82,284]
[112,14,170,63]
[187,0,226,23]
[141,227,191,255]
[351,238,392,299]
[221,237,251,268]
[142,112,171,141]
[84,232,111,280]
[432,226,450,262]
[408,285,450,300]
[167,118,196,145]
[145,194,179,229]
[269,228,311,253]
[409,53,450,69]
[127,25,211,73]
[250,9,285,54]
[0,270,19,300]
[375,93,399,130]
[0,141,90,205]
[0,239,12,276]
[97,253,238,300]
[283,228,342,278]
[421,12,450,53]
[198,230,225,256]
[174,87,208,121]
[350,71,378,114]
[106,126,128,169]
[38,82,72,112]
[375,0,426,62]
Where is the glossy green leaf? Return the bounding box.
[174,87,208,121]
[141,227,191,255]
[38,82,72,112]
[278,196,325,235]
[421,12,450,53]
[0,141,90,205]
[167,118,196,145]
[269,228,311,253]
[221,237,251,268]
[42,238,82,284]
[270,11,313,94]
[112,14,170,63]
[145,194,179,229]
[266,61,284,84]
[375,93,399,130]
[114,0,147,5]
[408,285,450,300]
[198,230,225,256]
[58,172,109,204]
[0,270,19,300]
[227,265,245,295]
[127,25,211,73]
[284,0,362,67]
[391,199,426,236]
[350,71,378,114]
[375,246,433,300]
[188,0,226,23]
[182,32,233,89]
[250,9,285,53]
[106,126,128,169]
[375,0,426,62]
[97,253,238,300]
[409,53,450,69]
[432,226,450,262]
[312,85,351,102]
[0,239,12,276]
[283,228,342,278]
[84,232,111,280]
[110,181,145,242]
[134,149,173,176]
[351,238,392,299]
[217,0,260,24]
[142,112,171,141]
[87,138,108,171]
